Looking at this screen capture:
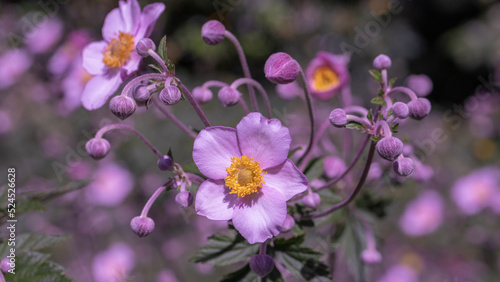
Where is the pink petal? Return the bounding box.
[102,8,125,42]
[119,0,141,34]
[236,112,291,169]
[263,159,308,201]
[195,179,237,221]
[82,41,107,76]
[134,3,165,39]
[81,72,122,110]
[193,127,241,180]
[122,51,141,75]
[232,186,286,244]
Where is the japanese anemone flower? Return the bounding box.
[81,0,165,110]
[193,112,308,244]
[306,51,350,100]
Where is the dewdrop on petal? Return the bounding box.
[408,98,431,120]
[109,95,136,120]
[157,155,174,171]
[130,216,155,238]
[218,86,241,107]
[249,254,275,277]
[376,137,403,161]
[175,191,194,207]
[136,38,156,57]
[264,52,300,84]
[159,85,182,105]
[392,102,409,119]
[201,20,226,45]
[393,157,415,177]
[281,214,295,233]
[303,192,321,209]
[373,54,391,70]
[192,86,213,104]
[329,108,347,128]
[86,138,111,160]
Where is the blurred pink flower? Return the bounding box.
[60,57,93,112]
[275,81,301,100]
[378,264,418,282]
[25,18,63,54]
[0,49,32,90]
[85,163,134,206]
[49,30,91,76]
[306,51,350,100]
[92,243,135,282]
[399,190,444,236]
[156,269,179,282]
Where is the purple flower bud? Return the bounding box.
[85,138,111,160]
[201,20,226,45]
[303,192,321,209]
[281,214,295,233]
[329,108,347,128]
[361,249,382,264]
[376,136,403,161]
[136,38,156,57]
[159,85,182,105]
[393,157,414,177]
[264,52,300,84]
[175,191,194,207]
[109,95,136,120]
[407,74,433,97]
[218,86,241,107]
[192,86,213,104]
[157,155,174,171]
[249,254,274,277]
[133,85,150,104]
[392,102,409,119]
[1,257,13,273]
[408,98,431,120]
[373,54,391,70]
[130,216,155,238]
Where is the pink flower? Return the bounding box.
[92,243,135,282]
[377,264,418,282]
[0,49,32,90]
[85,163,134,207]
[193,112,308,244]
[49,30,91,77]
[25,18,63,54]
[399,190,444,236]
[306,51,350,100]
[81,0,165,110]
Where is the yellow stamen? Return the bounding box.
[225,155,266,198]
[102,32,135,68]
[312,66,340,91]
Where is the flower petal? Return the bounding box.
[232,186,287,244]
[102,8,125,42]
[82,41,107,76]
[81,72,121,110]
[264,159,308,201]
[122,51,141,75]
[193,126,241,180]
[195,179,238,221]
[134,3,165,39]
[119,0,141,33]
[237,112,291,169]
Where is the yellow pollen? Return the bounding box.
[312,66,340,91]
[102,32,135,68]
[225,155,266,198]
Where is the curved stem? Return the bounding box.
[259,240,268,255]
[179,84,211,127]
[387,86,418,101]
[296,70,315,166]
[378,120,392,137]
[299,119,330,171]
[95,124,162,158]
[202,80,228,89]
[140,180,173,217]
[152,96,197,139]
[344,106,368,116]
[148,49,170,75]
[231,78,272,118]
[239,97,250,115]
[381,69,388,92]
[121,73,167,97]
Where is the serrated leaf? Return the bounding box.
[388,77,397,88]
[370,97,385,106]
[3,251,72,282]
[368,70,382,82]
[0,234,68,258]
[274,234,305,249]
[338,217,369,282]
[274,247,331,281]
[190,233,259,266]
[158,35,167,61]
[19,181,89,203]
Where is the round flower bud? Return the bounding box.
[361,249,382,264]
[201,20,226,45]
[376,136,403,161]
[175,191,194,208]
[393,157,414,177]
[329,108,347,128]
[109,95,136,120]
[392,102,409,119]
[157,155,174,171]
[136,38,156,57]
[1,257,13,273]
[159,85,182,105]
[281,214,295,233]
[303,192,321,209]
[407,74,433,97]
[218,86,241,107]
[249,254,274,277]
[192,86,213,104]
[408,98,431,120]
[264,52,300,84]
[85,138,111,160]
[373,54,391,70]
[130,216,155,238]
[133,85,150,104]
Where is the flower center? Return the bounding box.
[102,32,135,68]
[312,66,339,91]
[225,155,266,198]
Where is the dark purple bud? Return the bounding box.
[109,95,136,120]
[376,136,403,161]
[136,38,156,57]
[1,257,13,273]
[157,155,174,171]
[393,157,414,177]
[264,52,300,84]
[130,216,155,238]
[192,86,213,104]
[407,74,433,97]
[392,102,409,119]
[408,98,431,120]
[373,54,391,70]
[329,108,347,128]
[281,214,295,233]
[201,20,226,45]
[159,85,182,105]
[218,86,241,107]
[303,192,321,209]
[249,254,274,277]
[85,138,111,160]
[175,191,194,207]
[133,85,150,104]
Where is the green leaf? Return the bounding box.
[387,108,393,118]
[368,70,382,82]
[274,234,305,249]
[303,158,323,180]
[391,123,399,134]
[345,122,365,131]
[148,64,163,73]
[0,234,68,258]
[157,35,167,61]
[274,247,331,281]
[366,110,373,124]
[3,251,72,282]
[370,97,385,106]
[220,264,259,282]
[388,77,397,88]
[288,146,303,158]
[181,161,202,176]
[338,217,370,282]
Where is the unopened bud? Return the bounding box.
[85,138,111,160]
[393,157,414,177]
[133,85,150,104]
[201,20,226,45]
[192,86,213,104]
[175,191,194,207]
[109,95,136,120]
[130,216,155,238]
[392,102,409,119]
[249,254,274,277]
[136,38,156,57]
[1,257,13,273]
[159,85,182,105]
[157,155,174,171]
[218,86,240,107]
[281,214,295,233]
[376,136,403,161]
[408,98,431,120]
[264,52,300,84]
[303,192,321,209]
[329,108,347,128]
[373,54,391,70]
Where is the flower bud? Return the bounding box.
[393,157,414,177]
[373,54,391,70]
[264,52,300,84]
[136,38,156,57]
[201,20,226,45]
[192,86,213,104]
[109,95,136,120]
[376,137,403,161]
[175,191,194,207]
[218,86,240,107]
[408,98,431,120]
[361,248,382,264]
[133,85,150,104]
[303,192,321,209]
[130,216,155,238]
[281,214,295,233]
[249,254,274,277]
[157,155,174,171]
[329,108,347,128]
[159,85,182,105]
[1,257,13,273]
[407,74,433,97]
[85,138,111,160]
[392,102,409,119]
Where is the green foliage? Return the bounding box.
[303,158,324,180]
[345,122,365,131]
[368,70,382,83]
[157,35,168,62]
[388,77,397,88]
[370,97,386,106]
